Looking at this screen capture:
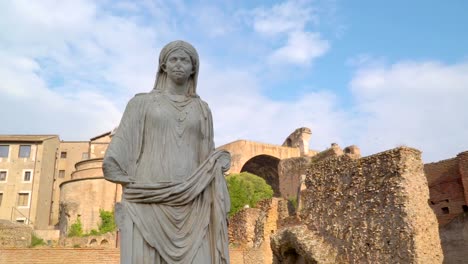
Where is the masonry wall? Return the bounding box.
[439,212,468,264]
[228,198,283,264]
[0,137,61,229]
[424,155,468,226]
[89,135,111,159]
[59,178,120,235]
[0,248,120,264]
[35,137,60,229]
[277,157,310,199]
[457,151,468,207]
[300,147,443,263]
[50,141,89,225]
[0,144,39,224]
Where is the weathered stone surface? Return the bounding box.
[228,198,285,264]
[270,225,338,264]
[300,147,443,263]
[282,127,313,156]
[343,145,361,159]
[278,156,311,199]
[0,220,32,248]
[229,208,263,248]
[439,212,468,264]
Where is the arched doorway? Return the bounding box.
[241,154,281,197]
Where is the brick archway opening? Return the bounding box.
[241,154,281,197]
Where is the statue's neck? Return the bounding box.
[166,78,189,96]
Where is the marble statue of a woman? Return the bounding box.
[103,40,231,264]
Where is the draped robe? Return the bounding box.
[103,91,231,264]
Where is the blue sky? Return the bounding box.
[0,0,467,162]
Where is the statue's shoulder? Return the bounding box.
[125,92,153,110]
[129,92,151,102]
[195,97,211,110]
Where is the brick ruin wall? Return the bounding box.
[424,156,468,225]
[295,147,442,263]
[228,198,288,264]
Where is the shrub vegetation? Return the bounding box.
[67,209,117,237]
[226,172,274,216]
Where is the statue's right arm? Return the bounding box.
[103,95,144,185]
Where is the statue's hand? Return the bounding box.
[218,152,231,173]
[109,176,136,186]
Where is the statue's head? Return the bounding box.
[153,40,199,96]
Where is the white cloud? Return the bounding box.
[250,0,329,66]
[269,31,329,65]
[252,0,316,35]
[350,60,468,161]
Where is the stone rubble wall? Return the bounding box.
[0,220,32,248]
[299,147,443,263]
[228,198,285,264]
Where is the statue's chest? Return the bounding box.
[145,98,201,138]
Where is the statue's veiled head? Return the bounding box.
[153,40,199,96]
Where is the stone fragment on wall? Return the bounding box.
[299,147,443,263]
[282,127,312,156]
[343,145,361,159]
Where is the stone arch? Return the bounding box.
[100,239,109,246]
[89,238,97,246]
[240,154,281,197]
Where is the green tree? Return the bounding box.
[226,172,274,216]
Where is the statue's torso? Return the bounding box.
[135,94,203,183]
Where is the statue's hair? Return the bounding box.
[152,40,199,97]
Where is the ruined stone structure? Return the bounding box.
[424,151,468,263]
[424,151,468,226]
[3,128,467,263]
[218,140,304,196]
[228,198,286,264]
[271,147,443,263]
[0,219,32,248]
[282,127,314,156]
[277,143,361,200]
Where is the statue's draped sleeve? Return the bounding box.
[103,94,148,184]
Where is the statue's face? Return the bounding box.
[162,49,194,85]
